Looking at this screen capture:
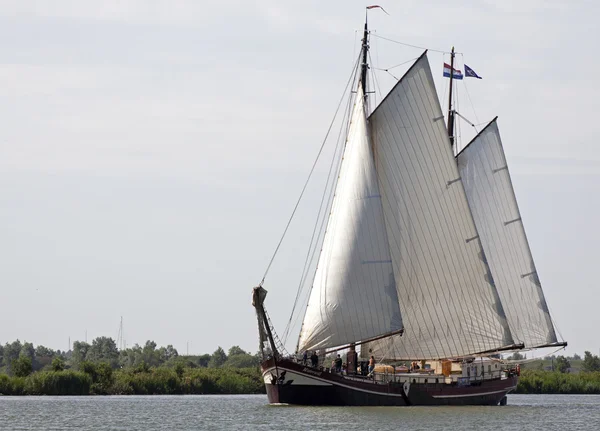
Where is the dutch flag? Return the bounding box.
[443,63,463,80]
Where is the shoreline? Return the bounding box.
[2,368,600,396]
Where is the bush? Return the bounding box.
[24,371,91,395]
[111,373,134,395]
[51,357,65,372]
[12,357,33,378]
[0,374,25,395]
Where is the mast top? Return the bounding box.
[360,14,369,96]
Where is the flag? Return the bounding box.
[464,64,482,79]
[366,5,389,14]
[443,63,463,80]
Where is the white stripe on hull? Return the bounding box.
[431,386,517,399]
[263,368,332,386]
[263,366,405,398]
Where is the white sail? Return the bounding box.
[456,119,558,348]
[297,86,403,353]
[368,53,514,360]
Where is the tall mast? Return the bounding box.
[360,13,369,95]
[447,46,456,148]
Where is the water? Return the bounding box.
[1,394,599,430]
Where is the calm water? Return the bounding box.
[1,394,599,430]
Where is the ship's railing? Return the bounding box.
[284,356,513,385]
[370,368,509,385]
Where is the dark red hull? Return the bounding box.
[262,358,517,406]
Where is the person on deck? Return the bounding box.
[302,350,308,365]
[310,351,318,368]
[335,355,343,373]
[368,356,375,376]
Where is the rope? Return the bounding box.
[370,32,381,106]
[369,33,457,54]
[281,68,359,344]
[368,51,383,103]
[259,53,362,287]
[373,57,419,73]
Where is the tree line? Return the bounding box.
[507,351,600,373]
[0,338,259,376]
[0,337,263,395]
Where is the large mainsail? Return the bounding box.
[297,86,403,352]
[456,119,558,348]
[368,52,515,360]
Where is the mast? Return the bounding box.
[447,46,456,148]
[360,13,369,96]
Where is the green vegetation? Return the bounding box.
[0,338,264,395]
[506,351,600,394]
[517,369,600,394]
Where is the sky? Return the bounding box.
[0,0,598,358]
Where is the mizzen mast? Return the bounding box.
[447,46,456,148]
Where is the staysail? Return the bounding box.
[456,119,559,348]
[368,52,515,360]
[297,86,404,352]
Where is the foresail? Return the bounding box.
[297,86,403,353]
[456,119,558,348]
[368,53,514,360]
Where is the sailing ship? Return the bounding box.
[252,9,566,406]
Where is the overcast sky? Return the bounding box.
[1,0,598,358]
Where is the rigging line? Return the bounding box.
[459,63,481,130]
[442,76,448,127]
[290,108,352,347]
[385,69,399,81]
[293,128,350,352]
[368,51,383,103]
[373,57,419,72]
[369,33,454,54]
[371,29,381,107]
[300,72,356,293]
[297,59,359,291]
[259,53,362,287]
[283,64,359,344]
[546,304,566,343]
[461,84,480,130]
[281,79,358,344]
[456,84,462,152]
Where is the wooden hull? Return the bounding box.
[261,358,517,406]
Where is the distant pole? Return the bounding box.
[187,341,189,356]
[85,330,87,343]
[68,336,70,352]
[117,316,125,351]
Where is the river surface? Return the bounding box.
[1,394,599,430]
